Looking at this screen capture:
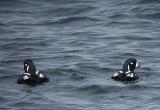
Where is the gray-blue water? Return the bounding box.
[0,0,160,109]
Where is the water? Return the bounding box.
[0,0,160,109]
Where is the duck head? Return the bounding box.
[23,59,36,76]
[122,58,139,73]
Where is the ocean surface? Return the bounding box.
[0,0,160,110]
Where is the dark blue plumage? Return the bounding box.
[111,58,139,81]
[17,59,49,85]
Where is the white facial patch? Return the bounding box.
[131,62,133,65]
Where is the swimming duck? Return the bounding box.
[111,58,140,81]
[17,59,49,85]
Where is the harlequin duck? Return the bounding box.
[111,58,140,81]
[17,59,49,85]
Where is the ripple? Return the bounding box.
[53,16,100,25]
[0,0,160,109]
[138,13,160,19]
[70,73,86,80]
[137,0,160,4]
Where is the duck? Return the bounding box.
[111,58,140,81]
[17,59,49,85]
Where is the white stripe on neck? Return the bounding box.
[136,62,139,68]
[128,65,131,72]
[27,65,29,72]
